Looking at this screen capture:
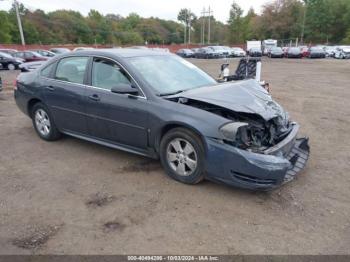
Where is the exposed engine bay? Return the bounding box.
[169,97,293,153]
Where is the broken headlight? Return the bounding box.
[219,122,249,142]
[219,121,273,151]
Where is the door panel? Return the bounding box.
[85,90,149,149]
[42,56,89,134]
[43,79,87,134]
[85,57,149,150]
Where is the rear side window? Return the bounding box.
[41,63,56,78]
[55,57,88,84]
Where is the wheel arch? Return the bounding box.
[154,122,208,155]
[27,98,42,117]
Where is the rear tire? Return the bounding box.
[31,102,61,141]
[160,128,205,185]
[7,63,15,70]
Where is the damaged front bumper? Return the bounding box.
[204,123,310,190]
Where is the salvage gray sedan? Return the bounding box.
[14,49,309,190]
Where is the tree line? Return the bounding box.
[0,0,349,46]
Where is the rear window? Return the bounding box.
[41,62,56,78]
[55,57,88,84]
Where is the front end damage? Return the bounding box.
[167,80,310,190]
[204,132,309,190]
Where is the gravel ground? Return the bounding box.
[0,57,349,255]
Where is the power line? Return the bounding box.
[200,6,213,45]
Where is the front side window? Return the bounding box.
[55,57,88,84]
[91,57,132,90]
[15,52,24,58]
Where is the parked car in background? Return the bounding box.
[30,49,55,58]
[49,48,71,54]
[19,60,46,72]
[324,46,337,57]
[299,46,310,57]
[268,47,284,58]
[247,40,261,54]
[176,49,195,58]
[0,49,18,55]
[151,48,170,53]
[73,47,94,52]
[308,47,326,58]
[334,46,350,59]
[231,47,246,57]
[286,47,302,58]
[13,51,48,62]
[0,51,23,70]
[130,46,148,50]
[282,47,289,57]
[208,46,229,57]
[191,48,200,54]
[221,46,234,57]
[248,47,262,57]
[14,48,309,190]
[195,47,221,59]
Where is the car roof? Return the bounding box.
[71,48,171,58]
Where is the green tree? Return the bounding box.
[304,0,333,43]
[254,0,304,44]
[228,1,244,44]
[0,11,12,43]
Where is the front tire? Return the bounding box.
[31,102,61,141]
[160,128,205,185]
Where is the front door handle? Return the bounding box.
[88,94,100,101]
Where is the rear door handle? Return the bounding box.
[88,94,100,101]
[46,85,55,91]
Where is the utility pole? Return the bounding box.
[300,1,307,45]
[201,7,213,45]
[0,0,25,45]
[208,6,211,44]
[201,8,206,45]
[207,6,213,44]
[14,0,25,46]
[183,11,187,45]
[188,9,191,44]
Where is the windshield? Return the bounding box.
[129,55,216,95]
[209,46,221,51]
[289,48,300,52]
[271,47,282,52]
[31,51,44,57]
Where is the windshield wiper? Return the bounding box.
[158,90,186,97]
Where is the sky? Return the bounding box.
[0,0,272,23]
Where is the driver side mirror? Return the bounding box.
[111,83,139,96]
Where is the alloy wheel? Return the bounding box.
[166,138,197,176]
[35,109,51,136]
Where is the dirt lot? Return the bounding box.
[0,58,349,255]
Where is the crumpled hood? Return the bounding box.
[173,79,288,121]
